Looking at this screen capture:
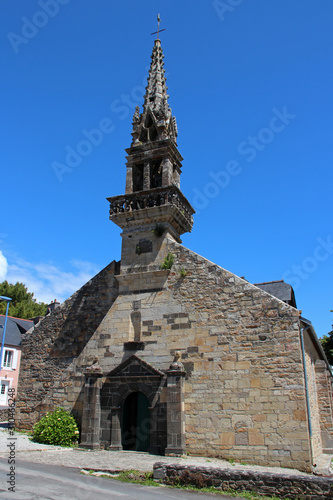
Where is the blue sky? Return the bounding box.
[0,0,332,337]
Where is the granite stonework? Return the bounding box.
[153,463,333,499]
[15,236,333,471]
[14,36,333,474]
[15,260,120,429]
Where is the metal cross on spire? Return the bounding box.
[150,13,166,39]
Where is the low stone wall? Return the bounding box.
[153,463,333,499]
[0,409,9,422]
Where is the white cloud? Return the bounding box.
[0,251,8,281]
[4,255,100,304]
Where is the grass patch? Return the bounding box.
[113,470,157,486]
[187,486,290,499]
[11,428,33,436]
[84,469,159,487]
[83,469,291,499]
[165,481,290,499]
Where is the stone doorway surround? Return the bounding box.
[102,355,167,455]
[80,354,186,455]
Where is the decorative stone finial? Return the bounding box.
[86,356,102,374]
[169,350,184,371]
[133,106,140,123]
[172,116,178,137]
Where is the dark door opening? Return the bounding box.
[122,392,150,452]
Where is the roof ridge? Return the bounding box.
[0,314,34,322]
[254,280,285,285]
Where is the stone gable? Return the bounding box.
[15,238,333,471]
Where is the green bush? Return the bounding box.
[32,408,79,447]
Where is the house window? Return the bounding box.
[3,350,13,368]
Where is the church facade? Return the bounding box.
[15,38,333,472]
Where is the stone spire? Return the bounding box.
[107,38,194,274]
[131,39,178,146]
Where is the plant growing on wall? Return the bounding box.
[32,408,79,447]
[160,252,174,270]
[179,267,188,278]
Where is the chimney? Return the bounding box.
[47,299,60,314]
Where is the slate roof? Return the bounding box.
[0,315,34,347]
[254,280,297,308]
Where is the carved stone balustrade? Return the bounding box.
[107,186,194,236]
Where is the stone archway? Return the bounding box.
[100,355,168,454]
[122,391,150,451]
[80,355,186,455]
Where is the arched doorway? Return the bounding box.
[122,392,150,451]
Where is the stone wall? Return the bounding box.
[165,240,311,471]
[314,358,333,453]
[153,463,333,499]
[301,330,333,459]
[14,235,333,471]
[303,330,324,463]
[15,260,120,429]
[0,409,9,422]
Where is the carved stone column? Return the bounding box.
[173,168,180,189]
[143,161,150,190]
[165,358,186,456]
[125,165,133,194]
[80,368,103,450]
[109,406,123,450]
[162,158,172,186]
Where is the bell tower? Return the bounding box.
[107,37,194,274]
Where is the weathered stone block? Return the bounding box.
[220,432,235,446]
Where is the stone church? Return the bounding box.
[16,37,333,473]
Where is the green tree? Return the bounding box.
[320,310,333,366]
[0,281,48,319]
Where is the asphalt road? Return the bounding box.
[0,458,248,500]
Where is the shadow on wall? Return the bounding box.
[48,260,120,359]
[15,260,120,429]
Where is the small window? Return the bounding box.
[0,384,5,395]
[3,350,13,368]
